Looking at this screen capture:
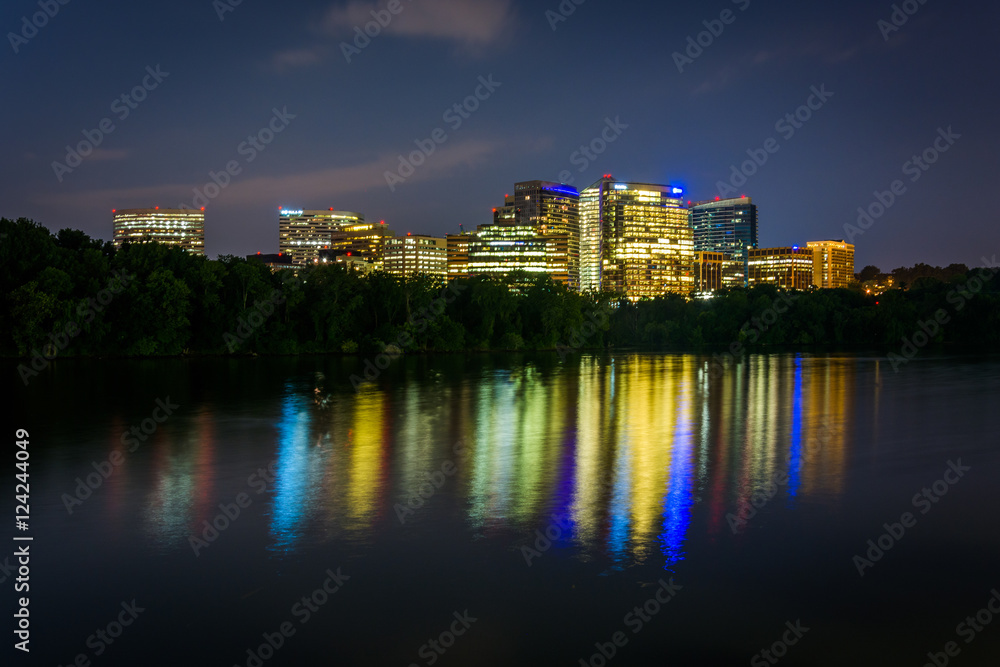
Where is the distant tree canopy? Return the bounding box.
[858,263,971,289]
[3,217,999,359]
[857,265,883,283]
[891,263,970,289]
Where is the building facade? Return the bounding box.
[689,197,758,260]
[325,222,393,269]
[446,233,472,279]
[493,181,580,290]
[693,252,747,293]
[278,208,364,266]
[579,177,694,299]
[331,255,374,274]
[807,240,855,289]
[579,183,603,292]
[113,208,205,255]
[747,247,815,290]
[383,234,448,278]
[466,224,570,285]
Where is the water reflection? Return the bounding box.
[133,354,852,566]
[142,409,214,549]
[270,391,312,551]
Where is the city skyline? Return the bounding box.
[100,177,856,286]
[4,1,997,271]
[98,176,861,295]
[11,164,991,273]
[7,2,999,665]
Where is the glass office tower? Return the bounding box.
[579,177,694,299]
[689,197,758,260]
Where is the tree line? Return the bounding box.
[3,217,999,365]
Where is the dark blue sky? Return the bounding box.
[3,0,998,269]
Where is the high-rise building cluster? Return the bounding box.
[112,176,855,296]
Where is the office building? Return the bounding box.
[689,197,758,260]
[446,233,473,279]
[113,208,205,255]
[324,221,394,269]
[747,247,815,290]
[807,240,855,289]
[493,181,580,290]
[278,208,364,266]
[579,176,694,299]
[383,234,448,278]
[693,252,747,293]
[579,184,603,292]
[466,224,570,285]
[331,255,374,274]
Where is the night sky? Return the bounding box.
[3,0,998,269]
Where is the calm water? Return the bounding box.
[8,354,1000,666]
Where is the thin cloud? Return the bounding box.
[270,46,329,71]
[89,148,130,162]
[270,0,515,70]
[692,66,737,96]
[322,0,514,47]
[43,140,500,211]
[688,28,885,96]
[25,149,127,162]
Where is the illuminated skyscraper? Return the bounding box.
[579,176,694,299]
[689,197,758,260]
[113,208,205,255]
[579,184,603,292]
[807,240,855,289]
[747,247,815,289]
[383,234,448,278]
[493,181,580,289]
[278,208,364,266]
